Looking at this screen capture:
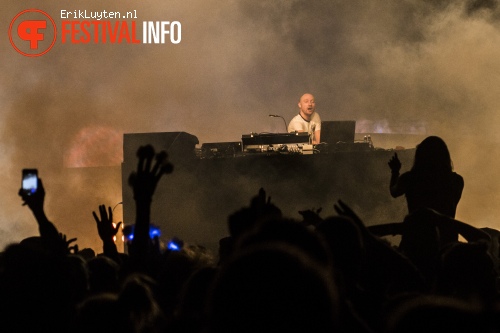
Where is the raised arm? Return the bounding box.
[388,153,405,197]
[426,209,491,243]
[19,176,78,255]
[127,145,173,261]
[93,204,122,262]
[18,177,59,240]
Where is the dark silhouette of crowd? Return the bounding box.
[1,136,500,332]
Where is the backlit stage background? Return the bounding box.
[2,0,500,253]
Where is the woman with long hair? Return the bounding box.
[388,136,464,243]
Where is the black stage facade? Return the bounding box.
[121,132,416,253]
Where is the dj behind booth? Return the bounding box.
[200,120,374,159]
[122,122,417,253]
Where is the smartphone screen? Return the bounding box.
[22,169,38,195]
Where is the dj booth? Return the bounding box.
[121,131,416,253]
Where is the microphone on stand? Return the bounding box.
[269,115,288,133]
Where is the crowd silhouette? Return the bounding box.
[1,136,499,332]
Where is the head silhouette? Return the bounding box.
[206,243,339,333]
[412,136,452,174]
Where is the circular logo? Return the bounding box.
[9,9,57,57]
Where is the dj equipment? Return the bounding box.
[241,132,310,153]
[242,132,309,145]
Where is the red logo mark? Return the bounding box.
[18,20,47,49]
[9,9,57,57]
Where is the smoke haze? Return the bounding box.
[1,0,500,251]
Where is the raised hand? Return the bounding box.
[250,187,282,221]
[250,188,270,212]
[93,204,122,243]
[298,207,323,227]
[18,177,45,212]
[127,145,173,267]
[58,233,78,254]
[388,153,402,173]
[128,145,173,202]
[19,176,61,240]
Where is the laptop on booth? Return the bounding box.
[320,120,356,145]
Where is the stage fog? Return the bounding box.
[1,0,500,253]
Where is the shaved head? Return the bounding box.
[298,93,316,120]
